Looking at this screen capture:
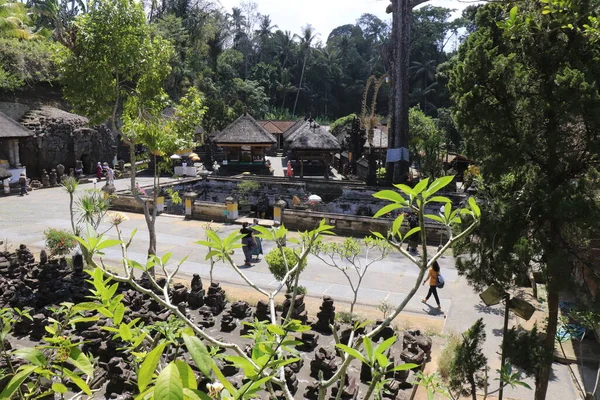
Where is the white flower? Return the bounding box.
[207,382,224,397]
[107,212,129,226]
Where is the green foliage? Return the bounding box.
[438,333,460,381]
[59,0,172,126]
[503,324,549,379]
[75,189,111,230]
[265,247,307,291]
[44,228,77,255]
[0,303,95,399]
[330,113,357,141]
[413,371,449,400]
[376,300,394,319]
[409,107,444,179]
[448,318,488,398]
[0,38,58,90]
[166,187,182,204]
[496,361,532,391]
[236,179,260,202]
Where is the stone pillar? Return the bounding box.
[11,140,20,168]
[225,196,238,221]
[3,178,9,194]
[274,199,286,224]
[156,192,165,213]
[184,191,198,218]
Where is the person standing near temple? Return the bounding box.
[96,162,103,180]
[240,222,255,267]
[106,166,115,185]
[250,218,263,262]
[286,160,293,178]
[18,173,28,196]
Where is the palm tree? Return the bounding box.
[292,24,319,116]
[28,0,86,47]
[255,14,277,62]
[229,7,247,48]
[0,0,38,39]
[410,81,438,114]
[273,29,295,69]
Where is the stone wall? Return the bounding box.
[18,106,117,177]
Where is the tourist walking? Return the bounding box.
[421,260,442,310]
[106,167,115,185]
[251,219,263,261]
[240,222,255,267]
[286,160,293,178]
[96,162,103,180]
[18,173,28,196]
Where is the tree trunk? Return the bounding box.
[535,286,559,400]
[293,52,308,116]
[390,0,413,183]
[469,376,477,400]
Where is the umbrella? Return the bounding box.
[308,194,322,202]
[0,168,12,181]
[170,154,182,160]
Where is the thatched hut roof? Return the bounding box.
[0,111,34,139]
[212,114,276,145]
[287,120,341,151]
[282,119,306,142]
[260,120,297,135]
[0,168,12,180]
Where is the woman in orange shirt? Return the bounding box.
[422,260,441,310]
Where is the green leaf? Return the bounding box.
[119,323,133,341]
[225,355,257,378]
[68,348,94,377]
[211,363,236,395]
[392,183,415,196]
[267,324,286,336]
[373,203,403,219]
[335,344,367,364]
[95,239,122,251]
[468,197,481,218]
[363,336,374,363]
[510,5,518,21]
[138,342,167,392]
[72,302,100,312]
[370,231,385,239]
[61,368,93,396]
[392,214,405,236]
[375,336,397,356]
[173,360,197,390]
[52,382,68,393]
[427,175,454,197]
[413,178,429,196]
[428,196,451,204]
[373,190,406,204]
[404,227,421,239]
[182,388,212,400]
[113,303,125,325]
[154,362,183,400]
[182,332,213,378]
[0,364,38,399]
[375,353,389,369]
[13,348,47,367]
[70,316,100,325]
[424,214,444,223]
[391,363,419,371]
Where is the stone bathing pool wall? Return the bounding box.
[111,176,464,244]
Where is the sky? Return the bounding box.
[217,0,474,41]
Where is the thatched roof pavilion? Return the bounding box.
[211,114,276,170]
[285,119,341,178]
[0,111,34,170]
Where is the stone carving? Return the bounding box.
[371,319,396,342]
[403,329,432,353]
[313,295,335,333]
[296,331,319,352]
[282,294,307,324]
[254,299,271,322]
[331,375,358,399]
[197,305,215,328]
[170,283,188,306]
[41,169,49,187]
[75,160,83,177]
[39,250,47,265]
[56,164,65,176]
[49,169,57,186]
[230,300,252,319]
[187,274,205,309]
[205,282,227,315]
[220,314,236,332]
[310,347,338,379]
[72,253,84,274]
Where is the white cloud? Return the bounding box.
[217,0,473,39]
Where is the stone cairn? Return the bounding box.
[254,299,271,322]
[49,169,57,186]
[187,274,205,309]
[312,295,336,334]
[331,375,358,399]
[205,282,227,315]
[41,169,50,187]
[281,293,307,324]
[310,347,338,380]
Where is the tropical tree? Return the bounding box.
[292,24,318,115]
[449,2,600,399]
[0,0,39,39]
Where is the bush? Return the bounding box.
[44,228,77,256]
[265,247,307,291]
[438,333,461,381]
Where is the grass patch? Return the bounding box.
[438,333,461,381]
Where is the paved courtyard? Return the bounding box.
[0,177,583,399]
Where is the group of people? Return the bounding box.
[96,162,114,185]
